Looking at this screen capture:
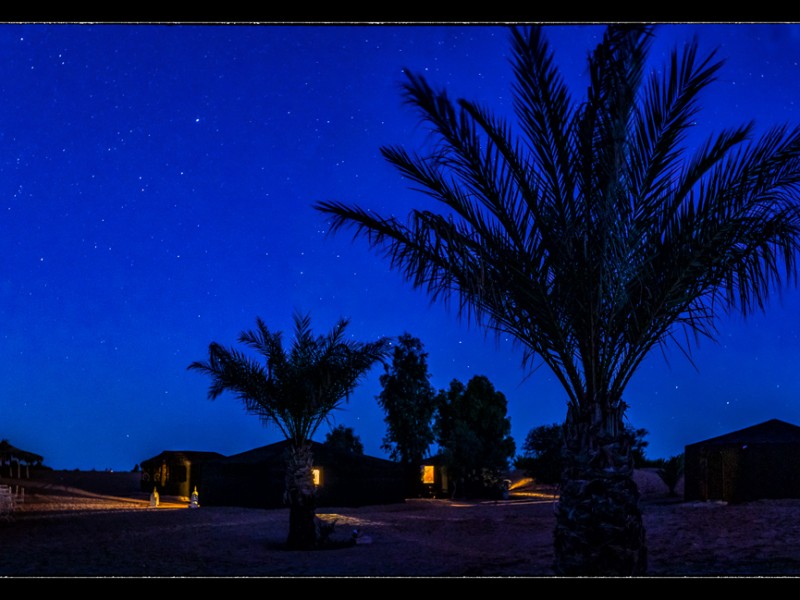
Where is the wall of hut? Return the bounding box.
[685,441,800,503]
[199,441,407,509]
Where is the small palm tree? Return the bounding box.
[657,454,684,497]
[315,25,800,574]
[188,312,390,550]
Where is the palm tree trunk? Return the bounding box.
[553,400,647,575]
[284,443,317,550]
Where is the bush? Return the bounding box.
[656,454,684,496]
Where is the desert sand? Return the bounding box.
[1,469,800,579]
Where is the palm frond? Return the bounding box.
[188,314,390,446]
[315,24,800,413]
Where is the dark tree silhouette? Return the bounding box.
[323,424,364,455]
[188,312,389,549]
[515,422,565,485]
[434,375,516,498]
[377,333,436,496]
[316,25,800,574]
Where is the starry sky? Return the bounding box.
[3,22,800,471]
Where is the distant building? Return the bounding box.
[199,439,407,509]
[139,450,225,499]
[0,440,43,479]
[684,418,800,503]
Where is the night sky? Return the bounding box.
[3,22,800,471]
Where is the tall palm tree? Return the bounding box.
[315,25,800,575]
[188,312,390,550]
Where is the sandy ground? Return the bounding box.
[2,469,800,579]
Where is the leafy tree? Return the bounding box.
[515,423,564,485]
[377,333,436,496]
[434,375,516,498]
[188,312,389,549]
[323,424,364,455]
[315,25,800,574]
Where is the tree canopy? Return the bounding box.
[188,312,390,447]
[434,375,516,497]
[323,424,364,455]
[377,333,436,466]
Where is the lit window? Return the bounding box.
[422,465,435,484]
[312,468,321,486]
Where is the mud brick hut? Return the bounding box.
[199,439,406,508]
[140,450,225,498]
[684,418,800,503]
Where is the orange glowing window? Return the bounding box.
[312,468,321,486]
[422,465,435,484]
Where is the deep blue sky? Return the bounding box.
[3,22,800,471]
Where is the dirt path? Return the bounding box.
[2,470,799,577]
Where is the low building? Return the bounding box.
[199,440,407,508]
[0,440,43,479]
[684,418,800,503]
[139,450,225,498]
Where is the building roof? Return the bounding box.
[140,450,225,467]
[140,441,402,473]
[685,419,800,449]
[209,439,400,470]
[0,439,44,464]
